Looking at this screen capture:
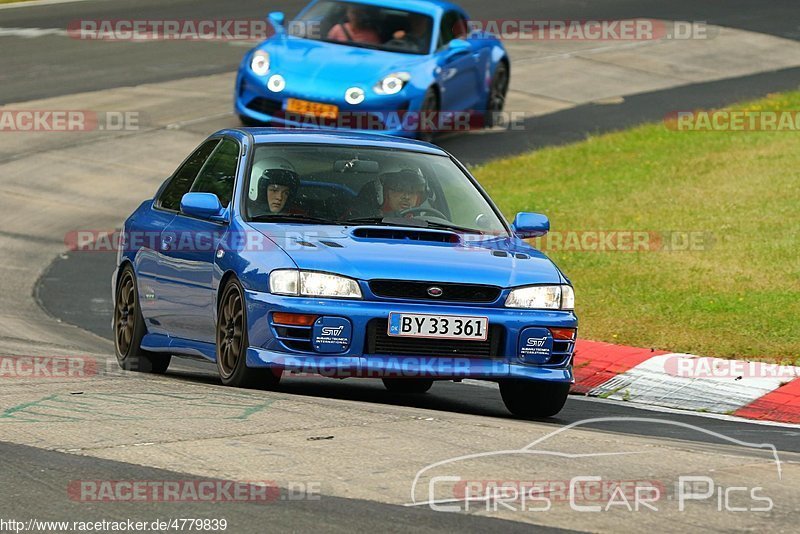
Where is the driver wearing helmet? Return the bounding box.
[253,157,301,215]
[380,168,427,217]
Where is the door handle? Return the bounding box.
[161,235,174,251]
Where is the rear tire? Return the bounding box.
[216,278,281,389]
[114,265,171,374]
[383,378,434,394]
[499,380,570,418]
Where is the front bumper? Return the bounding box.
[235,68,424,138]
[244,289,577,383]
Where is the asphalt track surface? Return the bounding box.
[4,0,800,531]
[2,441,571,533]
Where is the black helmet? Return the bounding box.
[261,168,300,194]
[381,168,427,195]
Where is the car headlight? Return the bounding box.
[505,285,575,310]
[270,270,362,299]
[345,87,366,105]
[374,72,410,95]
[250,50,270,76]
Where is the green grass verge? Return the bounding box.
[473,91,800,362]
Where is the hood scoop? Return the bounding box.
[351,227,460,244]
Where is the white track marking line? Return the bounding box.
[0,0,99,10]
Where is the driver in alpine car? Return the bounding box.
[327,4,381,45]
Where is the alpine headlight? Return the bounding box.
[270,270,362,299]
[374,72,410,95]
[505,285,575,310]
[250,50,270,76]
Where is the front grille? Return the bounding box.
[271,321,313,352]
[366,319,503,358]
[548,340,574,366]
[369,280,501,303]
[246,97,283,116]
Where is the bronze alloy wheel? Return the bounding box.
[113,265,170,374]
[216,279,281,388]
[217,283,245,379]
[114,271,137,356]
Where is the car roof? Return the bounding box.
[232,128,450,156]
[313,0,466,17]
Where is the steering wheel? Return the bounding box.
[400,206,447,220]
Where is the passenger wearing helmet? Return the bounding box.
[252,157,301,215]
[380,168,427,216]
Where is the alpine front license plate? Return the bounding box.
[285,98,339,119]
[388,313,489,341]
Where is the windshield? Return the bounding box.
[290,0,434,55]
[244,144,509,236]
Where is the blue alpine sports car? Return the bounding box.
[235,0,509,141]
[113,129,577,417]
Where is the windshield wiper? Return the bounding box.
[249,214,331,224]
[423,220,486,235]
[341,216,429,228]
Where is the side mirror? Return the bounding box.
[268,11,285,28]
[445,38,472,60]
[510,212,549,238]
[180,193,226,222]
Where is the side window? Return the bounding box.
[438,11,468,49]
[157,140,220,211]
[189,138,240,208]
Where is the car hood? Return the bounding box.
[261,37,429,84]
[251,224,563,288]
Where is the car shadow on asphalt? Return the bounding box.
[163,360,563,423]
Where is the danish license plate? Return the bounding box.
[388,313,489,341]
[285,98,339,119]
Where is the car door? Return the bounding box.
[136,138,221,336]
[157,137,241,344]
[435,11,482,113]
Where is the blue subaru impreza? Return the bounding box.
[113,129,577,417]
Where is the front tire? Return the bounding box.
[499,380,570,418]
[485,62,509,129]
[382,378,434,394]
[216,279,281,389]
[114,266,171,374]
[417,88,440,143]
